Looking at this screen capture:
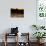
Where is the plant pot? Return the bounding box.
[37,39,40,43]
[40,38,45,43]
[37,39,44,44]
[37,39,40,46]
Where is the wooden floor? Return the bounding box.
[0,42,46,46]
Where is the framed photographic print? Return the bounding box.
[11,8,24,18]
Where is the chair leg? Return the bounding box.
[16,35,18,46]
[5,41,7,46]
[4,33,7,46]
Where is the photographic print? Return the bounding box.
[11,8,24,18]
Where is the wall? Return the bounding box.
[0,0,36,42]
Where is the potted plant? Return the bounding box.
[40,26,45,29]
[32,24,45,30]
[33,32,46,43]
[32,25,39,30]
